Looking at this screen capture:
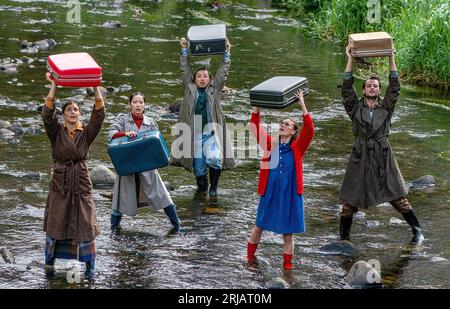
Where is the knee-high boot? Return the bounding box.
[209,168,221,197]
[339,215,353,241]
[402,209,424,243]
[164,204,183,232]
[196,175,208,194]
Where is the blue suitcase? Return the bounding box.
[107,130,170,176]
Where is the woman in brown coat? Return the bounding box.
[42,73,105,277]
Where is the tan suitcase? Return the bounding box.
[349,32,394,57]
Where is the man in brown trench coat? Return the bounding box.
[339,44,424,243]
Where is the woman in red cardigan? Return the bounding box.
[247,89,314,270]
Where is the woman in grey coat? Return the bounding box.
[109,92,182,232]
[169,37,235,197]
[339,44,424,243]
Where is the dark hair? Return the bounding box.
[192,67,212,82]
[129,92,146,104]
[362,76,381,90]
[62,101,80,113]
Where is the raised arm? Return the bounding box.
[212,38,231,91]
[180,37,193,86]
[85,86,105,145]
[341,43,359,120]
[41,72,59,143]
[383,53,401,113]
[250,107,271,152]
[292,90,314,156]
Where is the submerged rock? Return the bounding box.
[26,260,47,270]
[407,175,436,192]
[319,240,359,256]
[389,217,405,225]
[0,120,11,129]
[164,181,174,192]
[90,165,116,188]
[0,128,15,137]
[366,220,381,228]
[266,277,290,289]
[102,21,121,28]
[7,122,24,135]
[0,247,15,264]
[345,261,383,288]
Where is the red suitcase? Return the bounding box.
[47,52,102,87]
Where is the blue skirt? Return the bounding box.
[255,143,305,234]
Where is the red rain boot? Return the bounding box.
[283,253,293,270]
[247,242,258,262]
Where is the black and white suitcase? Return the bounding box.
[187,24,227,56]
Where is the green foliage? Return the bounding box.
[281,0,450,89]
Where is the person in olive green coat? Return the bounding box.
[169,37,235,197]
[339,44,424,243]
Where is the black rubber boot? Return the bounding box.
[402,210,424,243]
[111,213,122,230]
[339,215,353,241]
[196,175,208,194]
[208,168,222,197]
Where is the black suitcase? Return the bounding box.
[187,24,227,56]
[249,76,309,109]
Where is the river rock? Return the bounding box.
[407,175,435,192]
[168,98,182,113]
[90,165,116,188]
[118,84,132,92]
[34,39,56,51]
[345,261,382,288]
[266,277,290,289]
[164,181,174,192]
[20,46,39,54]
[0,247,15,264]
[0,63,18,73]
[106,86,119,93]
[7,122,24,135]
[102,21,121,28]
[354,211,366,219]
[366,220,381,228]
[21,56,35,65]
[24,124,44,135]
[86,86,108,97]
[0,128,15,137]
[319,240,359,256]
[389,217,405,225]
[20,40,30,49]
[0,120,11,129]
[26,260,47,270]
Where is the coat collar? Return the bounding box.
[355,97,389,138]
[126,112,153,126]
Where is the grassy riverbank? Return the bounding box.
[280,0,449,90]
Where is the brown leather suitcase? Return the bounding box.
[349,32,394,57]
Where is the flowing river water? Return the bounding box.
[0,0,449,289]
